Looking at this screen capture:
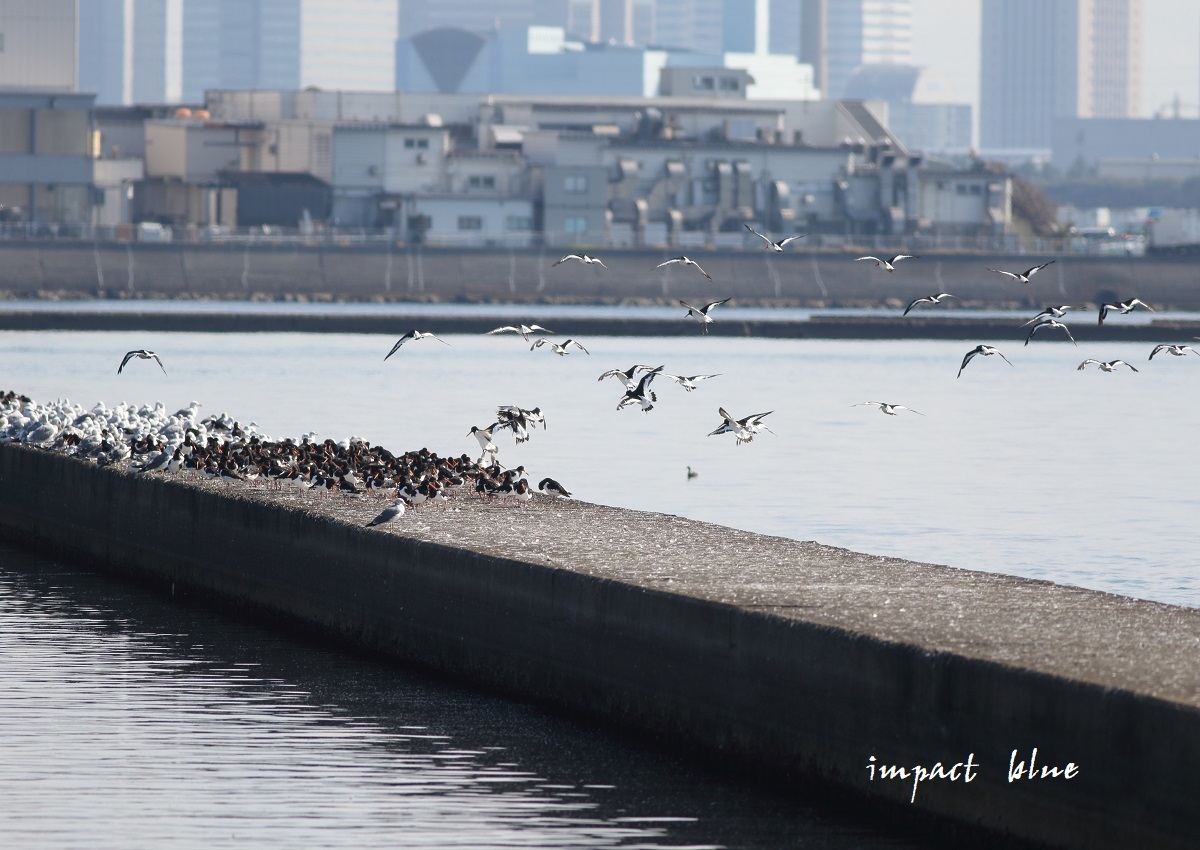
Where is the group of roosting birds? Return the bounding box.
[99,231,1187,521]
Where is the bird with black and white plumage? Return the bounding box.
[854,254,917,272]
[467,424,500,463]
[616,369,660,413]
[1078,359,1138,373]
[485,323,555,341]
[957,344,1013,378]
[986,260,1055,284]
[654,256,713,281]
[1098,298,1154,326]
[680,297,730,334]
[118,349,167,375]
[743,223,806,252]
[1024,319,1077,346]
[384,330,450,360]
[538,477,572,499]
[1022,305,1075,326]
[707,407,775,445]
[598,364,660,389]
[553,253,607,268]
[660,372,721,392]
[851,402,924,416]
[495,405,546,444]
[903,293,955,316]
[365,496,408,528]
[1150,344,1200,361]
[531,337,590,356]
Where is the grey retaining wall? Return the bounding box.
[1,443,1198,848]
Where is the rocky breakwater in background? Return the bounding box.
[3,387,1200,849]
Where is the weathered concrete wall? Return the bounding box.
[0,240,1197,308]
[1,443,1198,848]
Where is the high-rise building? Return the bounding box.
[980,0,1142,151]
[79,0,185,105]
[825,0,911,99]
[654,0,724,54]
[0,0,78,91]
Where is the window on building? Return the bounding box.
[404,138,415,149]
[719,77,739,91]
[694,76,715,90]
[458,216,483,231]
[563,174,588,193]
[563,217,586,234]
[416,138,429,149]
[506,215,532,231]
[468,175,496,189]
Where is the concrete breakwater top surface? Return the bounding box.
[3,389,1200,848]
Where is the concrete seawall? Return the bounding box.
[2,241,1200,309]
[2,443,1198,848]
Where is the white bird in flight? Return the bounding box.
[1078,359,1138,373]
[851,402,924,416]
[1022,305,1074,326]
[1024,319,1076,346]
[531,337,589,356]
[903,292,955,316]
[708,407,775,444]
[118,349,167,375]
[659,373,721,392]
[1149,344,1200,361]
[654,256,713,281]
[1098,298,1153,326]
[743,224,806,252]
[680,297,731,333]
[553,253,607,268]
[957,344,1013,378]
[485,323,555,340]
[384,330,450,360]
[855,254,917,272]
[986,260,1055,284]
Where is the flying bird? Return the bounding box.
[659,372,721,392]
[1098,298,1153,325]
[708,407,775,444]
[485,323,555,340]
[957,344,1013,378]
[616,369,661,413]
[1149,344,1200,360]
[851,402,924,416]
[1078,359,1138,372]
[986,260,1055,284]
[384,330,450,359]
[531,337,589,356]
[744,223,806,252]
[1022,305,1074,326]
[118,349,167,375]
[855,254,917,272]
[903,293,955,316]
[680,297,731,333]
[553,253,606,268]
[1024,319,1077,346]
[654,256,713,281]
[598,364,660,388]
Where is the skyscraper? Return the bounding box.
[825,0,912,99]
[979,0,1142,151]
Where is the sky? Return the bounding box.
[911,0,1200,120]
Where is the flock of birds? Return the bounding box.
[8,228,1189,530]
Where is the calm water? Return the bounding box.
[4,320,1198,607]
[0,542,925,849]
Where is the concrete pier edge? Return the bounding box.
[1,443,1197,848]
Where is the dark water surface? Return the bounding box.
[0,541,928,850]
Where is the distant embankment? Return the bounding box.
[0,240,1197,308]
[2,442,1200,849]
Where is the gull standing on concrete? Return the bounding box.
[957,345,1013,378]
[654,256,713,281]
[1022,305,1075,326]
[855,254,918,272]
[986,260,1055,284]
[1024,319,1077,346]
[1098,298,1154,325]
[485,323,555,341]
[851,401,925,416]
[384,330,450,360]
[365,496,407,528]
[531,337,589,356]
[903,293,955,316]
[1078,359,1138,373]
[1149,344,1200,360]
[118,349,167,375]
[744,224,806,252]
[680,297,731,334]
[553,253,607,268]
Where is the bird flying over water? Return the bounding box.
[987,260,1055,284]
[384,330,450,359]
[531,337,589,356]
[708,407,775,444]
[654,256,713,281]
[1022,305,1074,326]
[743,224,805,252]
[680,297,730,333]
[485,323,555,340]
[855,254,917,272]
[903,293,955,316]
[851,401,924,416]
[957,345,1013,378]
[598,364,659,388]
[1078,359,1138,373]
[1098,298,1153,326]
[616,369,661,413]
[1149,344,1200,361]
[118,349,167,375]
[659,372,721,392]
[553,253,606,268]
[1024,319,1076,346]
